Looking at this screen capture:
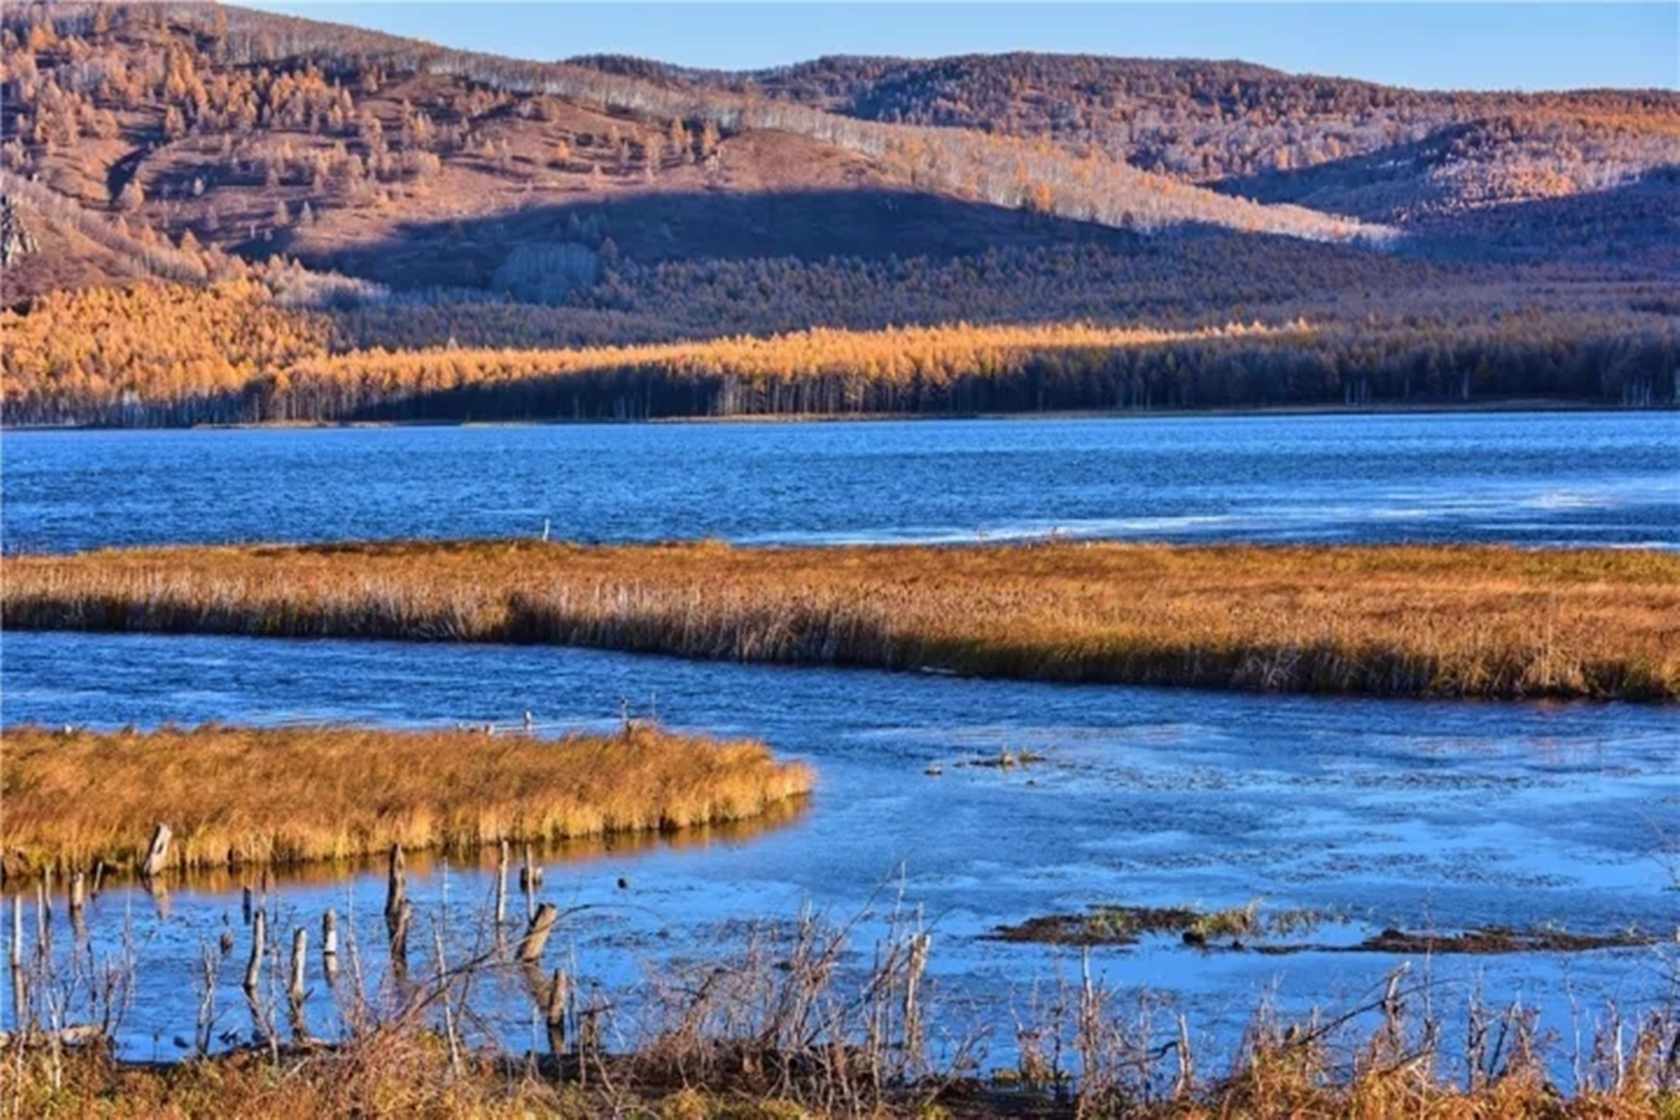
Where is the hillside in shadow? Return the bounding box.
[1402,166,1680,272]
[277,186,1139,292]
[1211,128,1471,222]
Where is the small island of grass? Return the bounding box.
[0,723,814,878]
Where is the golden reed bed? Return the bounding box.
[0,723,814,876]
[7,1018,1678,1120]
[3,539,1676,700]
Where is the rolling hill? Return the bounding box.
[624,52,1679,221]
[0,1,1675,424]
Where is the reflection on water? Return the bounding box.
[0,798,811,900]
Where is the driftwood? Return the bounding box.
[9,896,20,969]
[140,823,171,879]
[288,927,308,1008]
[244,909,266,994]
[322,910,339,980]
[385,844,406,919]
[545,967,569,1056]
[495,840,509,926]
[388,899,412,978]
[519,844,541,921]
[516,903,559,963]
[33,881,47,952]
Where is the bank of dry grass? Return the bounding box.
[3,1022,1675,1119]
[0,723,814,876]
[4,540,1676,701]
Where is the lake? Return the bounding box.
[2,411,1676,1069]
[3,412,1676,553]
[5,630,1676,1065]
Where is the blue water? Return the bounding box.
[1,411,1676,1070]
[3,631,1676,1065]
[3,412,1676,553]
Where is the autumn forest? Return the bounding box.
[1,1,1676,424]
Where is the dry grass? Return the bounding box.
[0,723,814,876]
[2,866,1675,1118]
[4,539,1677,700]
[1,1004,1674,1119]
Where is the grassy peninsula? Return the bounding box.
[0,723,814,877]
[4,540,1675,701]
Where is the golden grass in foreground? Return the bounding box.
[2,1025,1674,1119]
[0,723,814,876]
[4,540,1677,700]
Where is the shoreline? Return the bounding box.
[0,398,1663,433]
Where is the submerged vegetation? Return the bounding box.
[0,723,814,876]
[4,540,1676,701]
[991,904,1664,955]
[992,903,1331,947]
[2,891,1677,1118]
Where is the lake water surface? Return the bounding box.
[2,412,1676,1069]
[5,630,1676,1065]
[4,412,1676,553]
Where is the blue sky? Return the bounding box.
[245,2,1678,92]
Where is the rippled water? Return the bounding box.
[4,412,1676,553]
[2,411,1676,1068]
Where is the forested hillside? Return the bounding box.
[0,1,1675,425]
[631,54,1680,223]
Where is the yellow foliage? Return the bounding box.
[0,280,331,421]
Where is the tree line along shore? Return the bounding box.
[4,281,1675,426]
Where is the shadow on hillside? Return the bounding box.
[1209,125,1469,221]
[1214,129,1680,273]
[1398,165,1680,270]
[272,186,1142,292]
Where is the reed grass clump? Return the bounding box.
[3,955,1676,1119]
[4,540,1675,701]
[0,723,814,877]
